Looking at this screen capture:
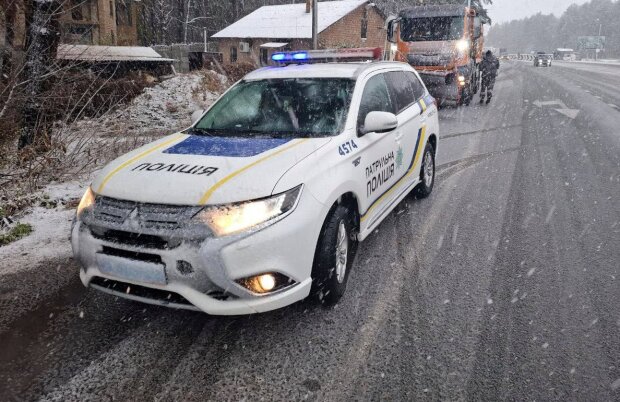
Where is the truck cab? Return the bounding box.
[387,5,486,106]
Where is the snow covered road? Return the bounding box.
[1,61,619,401]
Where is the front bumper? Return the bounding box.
[418,71,460,103]
[71,192,324,315]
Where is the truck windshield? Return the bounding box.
[193,78,354,138]
[401,16,465,42]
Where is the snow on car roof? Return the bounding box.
[211,0,368,39]
[243,62,408,80]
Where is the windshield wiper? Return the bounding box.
[186,127,212,136]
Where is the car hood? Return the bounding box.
[92,133,331,205]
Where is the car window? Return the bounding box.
[195,78,355,138]
[357,73,394,133]
[385,71,423,114]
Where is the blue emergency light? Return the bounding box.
[270,48,382,64]
[271,52,308,62]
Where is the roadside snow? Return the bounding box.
[0,180,88,275]
[106,72,225,132]
[65,70,227,139]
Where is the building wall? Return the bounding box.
[215,4,385,66]
[320,4,385,49]
[217,38,312,65]
[116,1,138,46]
[58,0,138,46]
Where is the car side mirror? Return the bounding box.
[361,111,398,135]
[191,109,205,125]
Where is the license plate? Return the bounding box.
[96,253,167,285]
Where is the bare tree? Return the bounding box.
[17,0,61,149]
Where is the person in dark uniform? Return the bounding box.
[479,50,500,104]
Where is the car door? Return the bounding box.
[354,72,400,231]
[384,70,426,197]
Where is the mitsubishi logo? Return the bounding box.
[125,207,140,229]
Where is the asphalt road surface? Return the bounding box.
[1,61,619,402]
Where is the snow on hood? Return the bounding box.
[92,133,331,206]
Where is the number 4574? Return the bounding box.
[338,140,358,156]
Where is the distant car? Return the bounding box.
[71,48,440,315]
[534,53,552,67]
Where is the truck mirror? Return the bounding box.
[387,19,397,43]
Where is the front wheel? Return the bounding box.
[310,205,358,305]
[414,143,436,198]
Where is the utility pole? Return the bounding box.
[312,0,318,50]
[595,20,602,61]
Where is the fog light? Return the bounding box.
[458,75,466,86]
[257,274,276,292]
[236,272,293,294]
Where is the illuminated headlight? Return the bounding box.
[76,186,96,220]
[456,40,470,53]
[194,185,302,236]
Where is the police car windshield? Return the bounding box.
[401,16,465,42]
[193,78,355,138]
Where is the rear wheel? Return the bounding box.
[310,205,358,305]
[414,143,436,198]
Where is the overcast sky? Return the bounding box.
[487,0,592,25]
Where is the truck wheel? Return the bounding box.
[310,205,358,306]
[414,143,435,198]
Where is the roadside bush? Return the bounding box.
[219,62,257,83]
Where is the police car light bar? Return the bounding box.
[271,48,383,64]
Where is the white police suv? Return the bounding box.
[72,48,440,315]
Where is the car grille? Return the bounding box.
[91,227,171,249]
[93,196,202,231]
[408,53,453,67]
[90,276,196,308]
[90,277,235,308]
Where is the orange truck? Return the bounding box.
[386,5,486,106]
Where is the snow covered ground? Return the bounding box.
[0,180,88,275]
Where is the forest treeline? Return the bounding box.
[487,0,620,57]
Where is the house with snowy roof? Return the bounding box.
[211,0,385,65]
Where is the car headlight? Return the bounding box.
[456,40,469,53]
[194,185,302,237]
[76,186,96,219]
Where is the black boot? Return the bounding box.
[486,96,492,104]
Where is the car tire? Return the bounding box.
[414,143,436,199]
[310,204,358,306]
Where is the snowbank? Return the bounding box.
[107,71,226,132]
[66,70,227,138]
